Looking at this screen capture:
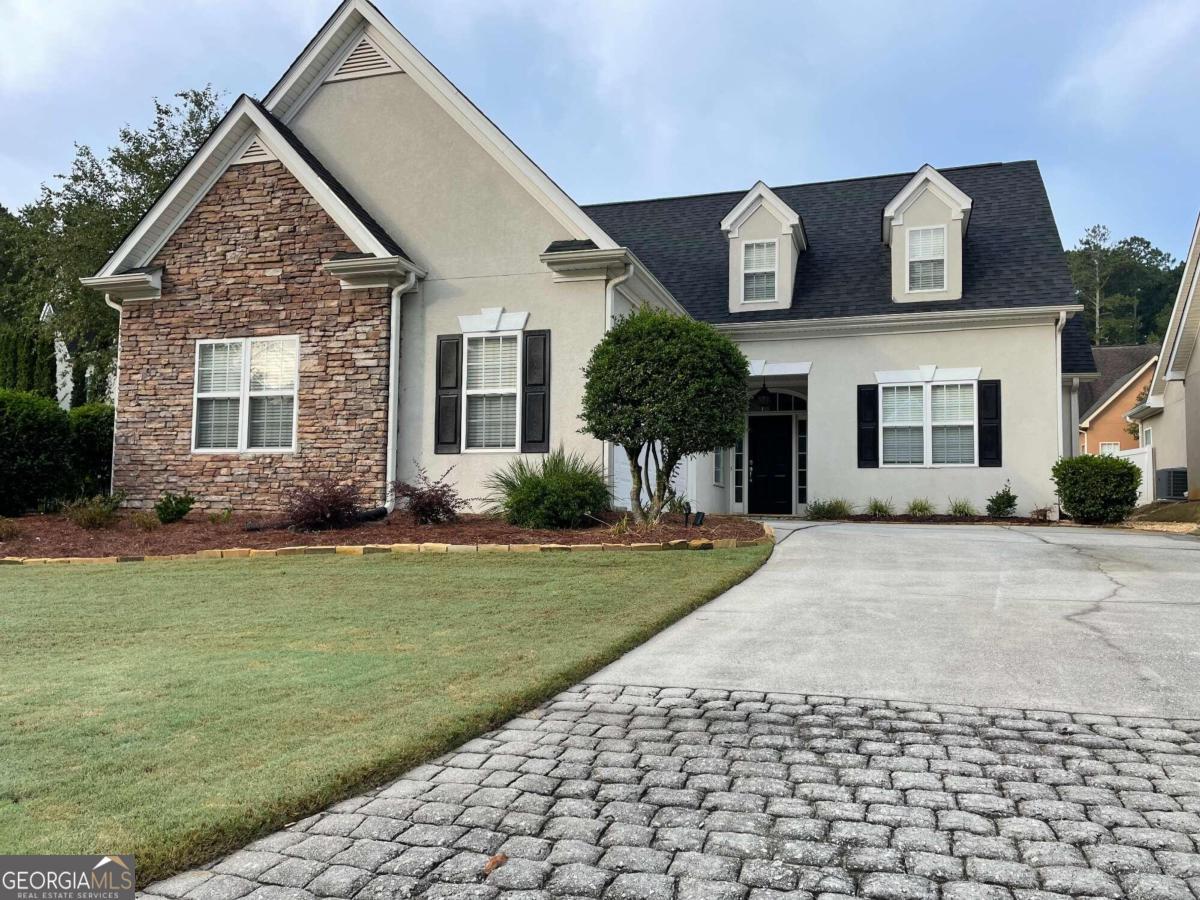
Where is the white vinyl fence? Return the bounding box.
[1115,446,1154,506]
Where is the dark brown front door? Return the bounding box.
[748,415,792,515]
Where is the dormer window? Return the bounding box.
[743,240,777,302]
[907,226,946,292]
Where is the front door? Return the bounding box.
[748,415,793,515]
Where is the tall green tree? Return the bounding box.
[17,87,224,373]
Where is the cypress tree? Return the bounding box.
[34,334,57,399]
[70,356,88,408]
[0,329,14,389]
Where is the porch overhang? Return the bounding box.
[747,360,811,377]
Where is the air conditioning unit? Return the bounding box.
[1156,468,1189,500]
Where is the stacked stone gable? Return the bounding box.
[113,160,391,511]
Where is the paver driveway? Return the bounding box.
[143,524,1200,900]
[592,524,1200,719]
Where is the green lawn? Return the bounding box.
[0,548,767,882]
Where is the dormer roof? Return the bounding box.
[882,164,973,244]
[720,181,808,250]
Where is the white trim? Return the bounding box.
[741,239,778,304]
[92,97,396,277]
[879,380,978,468]
[1142,426,1153,448]
[539,246,688,317]
[461,331,522,453]
[905,225,947,293]
[720,181,806,249]
[712,448,726,488]
[882,164,973,244]
[191,336,300,454]
[1148,211,1200,398]
[1165,230,1200,380]
[325,31,402,83]
[1098,442,1120,456]
[747,360,812,377]
[79,268,162,302]
[322,254,425,289]
[1078,355,1158,428]
[457,307,530,334]
[875,365,981,384]
[264,1,618,250]
[231,137,276,165]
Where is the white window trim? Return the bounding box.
[1142,427,1153,448]
[461,330,522,453]
[879,380,978,468]
[905,225,947,294]
[1098,442,1121,456]
[741,238,778,304]
[713,448,726,487]
[192,336,300,454]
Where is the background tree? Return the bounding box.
[581,306,749,523]
[5,87,224,378]
[1066,226,1183,345]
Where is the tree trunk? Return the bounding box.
[1093,256,1102,342]
[624,445,647,524]
[647,451,680,523]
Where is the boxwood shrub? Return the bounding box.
[1051,454,1141,524]
[0,389,71,515]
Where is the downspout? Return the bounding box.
[1055,310,1066,459]
[107,294,122,495]
[385,271,419,510]
[602,262,635,489]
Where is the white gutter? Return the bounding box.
[1055,311,1066,458]
[385,271,419,509]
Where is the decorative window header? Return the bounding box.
[875,364,981,384]
[457,307,529,334]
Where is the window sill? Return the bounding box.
[880,463,977,469]
[191,448,298,456]
[461,447,520,454]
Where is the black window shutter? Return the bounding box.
[521,330,551,453]
[434,334,461,454]
[857,384,879,468]
[978,379,1002,467]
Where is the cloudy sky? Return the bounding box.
[1,0,1198,257]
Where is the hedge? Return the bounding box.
[1051,454,1141,524]
[69,403,115,496]
[0,390,71,515]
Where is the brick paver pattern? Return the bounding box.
[145,683,1200,900]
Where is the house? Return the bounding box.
[82,0,1095,517]
[1127,211,1200,500]
[39,302,117,410]
[1077,345,1159,456]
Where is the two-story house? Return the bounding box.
[84,0,1095,517]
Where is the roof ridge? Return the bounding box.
[581,160,1023,211]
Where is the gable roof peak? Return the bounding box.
[720,181,807,249]
[882,163,973,244]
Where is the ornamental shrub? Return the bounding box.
[392,465,466,525]
[486,447,610,529]
[154,491,196,524]
[865,497,894,517]
[948,497,978,517]
[0,389,70,515]
[906,497,935,519]
[68,403,114,495]
[64,492,123,529]
[1051,454,1141,524]
[986,481,1019,518]
[806,498,854,520]
[284,478,363,530]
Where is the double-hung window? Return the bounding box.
[193,336,298,452]
[907,226,946,292]
[880,381,976,467]
[463,334,519,450]
[743,240,777,302]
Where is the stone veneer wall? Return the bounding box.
[113,160,391,511]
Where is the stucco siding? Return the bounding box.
[730,321,1061,515]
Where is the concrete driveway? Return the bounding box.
[591,523,1200,718]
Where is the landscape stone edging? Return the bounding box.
[1,535,771,567]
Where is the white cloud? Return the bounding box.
[1051,0,1200,127]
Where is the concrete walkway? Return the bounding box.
[591,524,1200,718]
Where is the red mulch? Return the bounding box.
[0,511,766,559]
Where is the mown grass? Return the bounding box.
[0,548,767,883]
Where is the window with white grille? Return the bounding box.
[743,240,777,302]
[193,337,298,452]
[881,380,976,467]
[464,334,519,450]
[907,226,946,292]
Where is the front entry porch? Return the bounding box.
[734,382,808,516]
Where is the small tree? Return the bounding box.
[581,306,748,523]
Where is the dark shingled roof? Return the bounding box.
[584,161,1075,321]
[1078,343,1159,419]
[252,99,409,261]
[544,239,597,253]
[1061,316,1097,375]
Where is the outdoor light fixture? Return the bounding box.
[751,379,772,411]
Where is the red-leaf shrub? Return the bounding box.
[283,478,362,530]
[392,465,466,525]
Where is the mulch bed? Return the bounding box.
[0,511,766,559]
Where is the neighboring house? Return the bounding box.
[1128,211,1200,500]
[82,0,1095,516]
[39,302,117,410]
[1077,345,1158,456]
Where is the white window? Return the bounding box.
[907,226,946,292]
[1142,427,1153,448]
[464,334,519,450]
[193,336,299,452]
[743,240,777,302]
[880,381,976,467]
[1099,442,1120,456]
[713,448,726,486]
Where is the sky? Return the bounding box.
[1,0,1198,258]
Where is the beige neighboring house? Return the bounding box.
[81,0,1096,517]
[1077,345,1159,456]
[1128,212,1200,500]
